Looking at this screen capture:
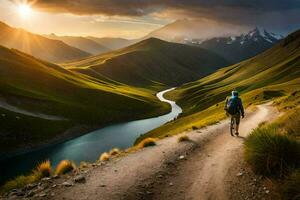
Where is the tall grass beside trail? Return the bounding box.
[55,160,76,175]
[282,170,300,200]
[137,138,157,148]
[277,108,300,138]
[244,124,300,177]
[1,160,52,193]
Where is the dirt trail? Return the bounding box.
[48,103,278,200]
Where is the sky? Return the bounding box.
[0,0,299,39]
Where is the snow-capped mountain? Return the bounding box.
[186,28,284,63]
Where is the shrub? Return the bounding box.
[35,160,51,178]
[282,170,300,200]
[55,160,76,175]
[178,135,190,142]
[282,110,300,137]
[109,148,120,156]
[244,124,300,177]
[137,138,156,148]
[1,172,40,193]
[99,152,110,161]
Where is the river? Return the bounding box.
[0,88,182,184]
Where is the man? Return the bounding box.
[224,90,244,136]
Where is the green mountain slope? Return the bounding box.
[0,45,168,154]
[0,22,91,62]
[46,34,111,55]
[87,37,136,50]
[65,38,230,88]
[137,29,300,142]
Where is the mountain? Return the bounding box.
[141,29,300,139]
[87,37,137,50]
[46,34,111,55]
[65,38,230,88]
[144,19,248,43]
[194,27,284,63]
[0,22,90,62]
[0,45,168,154]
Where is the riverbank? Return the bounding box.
[0,88,181,185]
[0,103,278,199]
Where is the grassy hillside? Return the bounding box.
[0,22,90,62]
[65,38,230,88]
[0,45,169,155]
[46,34,110,55]
[136,29,300,142]
[87,37,136,50]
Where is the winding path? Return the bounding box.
[49,103,278,200]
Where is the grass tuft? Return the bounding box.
[99,152,110,161]
[137,138,157,148]
[55,160,76,175]
[281,170,300,200]
[244,124,300,177]
[178,135,190,142]
[34,160,51,178]
[109,148,121,156]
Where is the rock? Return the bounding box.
[52,184,57,188]
[53,175,59,179]
[10,189,25,197]
[169,182,173,186]
[41,177,51,181]
[157,175,163,178]
[146,191,153,195]
[236,172,243,177]
[26,183,38,190]
[100,184,106,187]
[179,155,185,160]
[39,192,47,197]
[74,175,86,183]
[26,191,35,197]
[265,190,270,194]
[62,182,73,187]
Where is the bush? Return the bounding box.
[109,148,120,156]
[35,160,51,178]
[244,124,300,177]
[137,138,156,148]
[99,152,110,161]
[178,135,190,142]
[282,110,300,137]
[282,170,300,200]
[55,160,76,175]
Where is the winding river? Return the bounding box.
[0,88,182,183]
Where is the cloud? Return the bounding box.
[11,0,300,33]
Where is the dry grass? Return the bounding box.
[178,135,190,142]
[0,160,52,193]
[137,138,157,148]
[35,160,51,178]
[99,152,110,161]
[109,148,121,156]
[55,160,76,175]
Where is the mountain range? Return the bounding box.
[45,34,111,55]
[194,28,284,63]
[65,38,230,88]
[0,22,90,63]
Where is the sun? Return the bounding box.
[17,4,32,19]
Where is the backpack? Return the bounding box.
[227,97,239,115]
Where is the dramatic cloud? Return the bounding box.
[9,0,300,34]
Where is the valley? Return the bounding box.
[0,8,299,198]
